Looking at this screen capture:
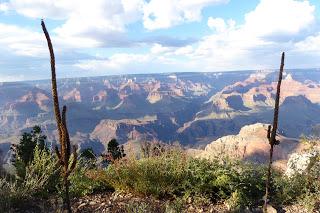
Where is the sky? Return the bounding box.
[0,0,320,81]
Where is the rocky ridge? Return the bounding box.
[196,123,303,167]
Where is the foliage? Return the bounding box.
[104,149,269,209]
[67,159,110,197]
[105,149,186,198]
[2,132,320,212]
[182,158,267,208]
[279,136,320,211]
[80,148,96,160]
[23,145,60,196]
[0,145,59,210]
[107,139,126,162]
[16,125,47,166]
[140,140,167,158]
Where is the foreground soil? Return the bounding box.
[9,192,313,213]
[71,193,229,213]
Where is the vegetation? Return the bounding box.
[264,52,285,211]
[16,125,47,166]
[106,139,126,163]
[0,135,320,212]
[80,148,96,160]
[41,19,77,212]
[0,144,59,211]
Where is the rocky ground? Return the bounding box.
[72,192,228,213]
[71,193,316,213]
[8,192,315,213]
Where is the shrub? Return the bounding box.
[104,149,269,209]
[270,136,320,210]
[22,145,60,197]
[0,177,18,210]
[182,159,266,208]
[105,149,186,198]
[67,159,111,197]
[0,145,59,210]
[271,167,320,210]
[80,148,96,160]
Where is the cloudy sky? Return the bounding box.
[0,0,319,81]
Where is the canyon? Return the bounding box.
[0,70,319,156]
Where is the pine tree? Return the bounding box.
[16,125,47,165]
[107,139,126,162]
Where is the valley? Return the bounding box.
[0,70,319,155]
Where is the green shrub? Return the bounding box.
[80,148,96,160]
[0,145,59,210]
[271,171,320,210]
[182,159,266,208]
[0,177,18,210]
[104,150,269,209]
[24,145,60,196]
[105,149,186,198]
[68,160,110,197]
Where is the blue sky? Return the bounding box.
[0,0,319,81]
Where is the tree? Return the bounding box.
[16,125,47,166]
[106,139,126,162]
[42,20,77,213]
[80,148,96,160]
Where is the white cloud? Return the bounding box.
[192,0,316,70]
[2,0,71,19]
[1,0,225,49]
[0,73,25,82]
[150,43,194,57]
[54,0,143,42]
[0,2,9,12]
[0,22,99,57]
[0,0,319,78]
[75,53,167,74]
[0,23,46,57]
[143,0,228,30]
[3,0,144,47]
[294,33,320,54]
[207,17,235,33]
[243,0,315,38]
[207,17,226,32]
[150,43,172,54]
[75,0,318,74]
[76,53,151,71]
[74,51,196,74]
[174,45,193,55]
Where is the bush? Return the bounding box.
[271,169,320,210]
[104,149,269,209]
[105,149,186,198]
[182,158,267,208]
[0,145,59,210]
[67,159,111,197]
[3,140,320,212]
